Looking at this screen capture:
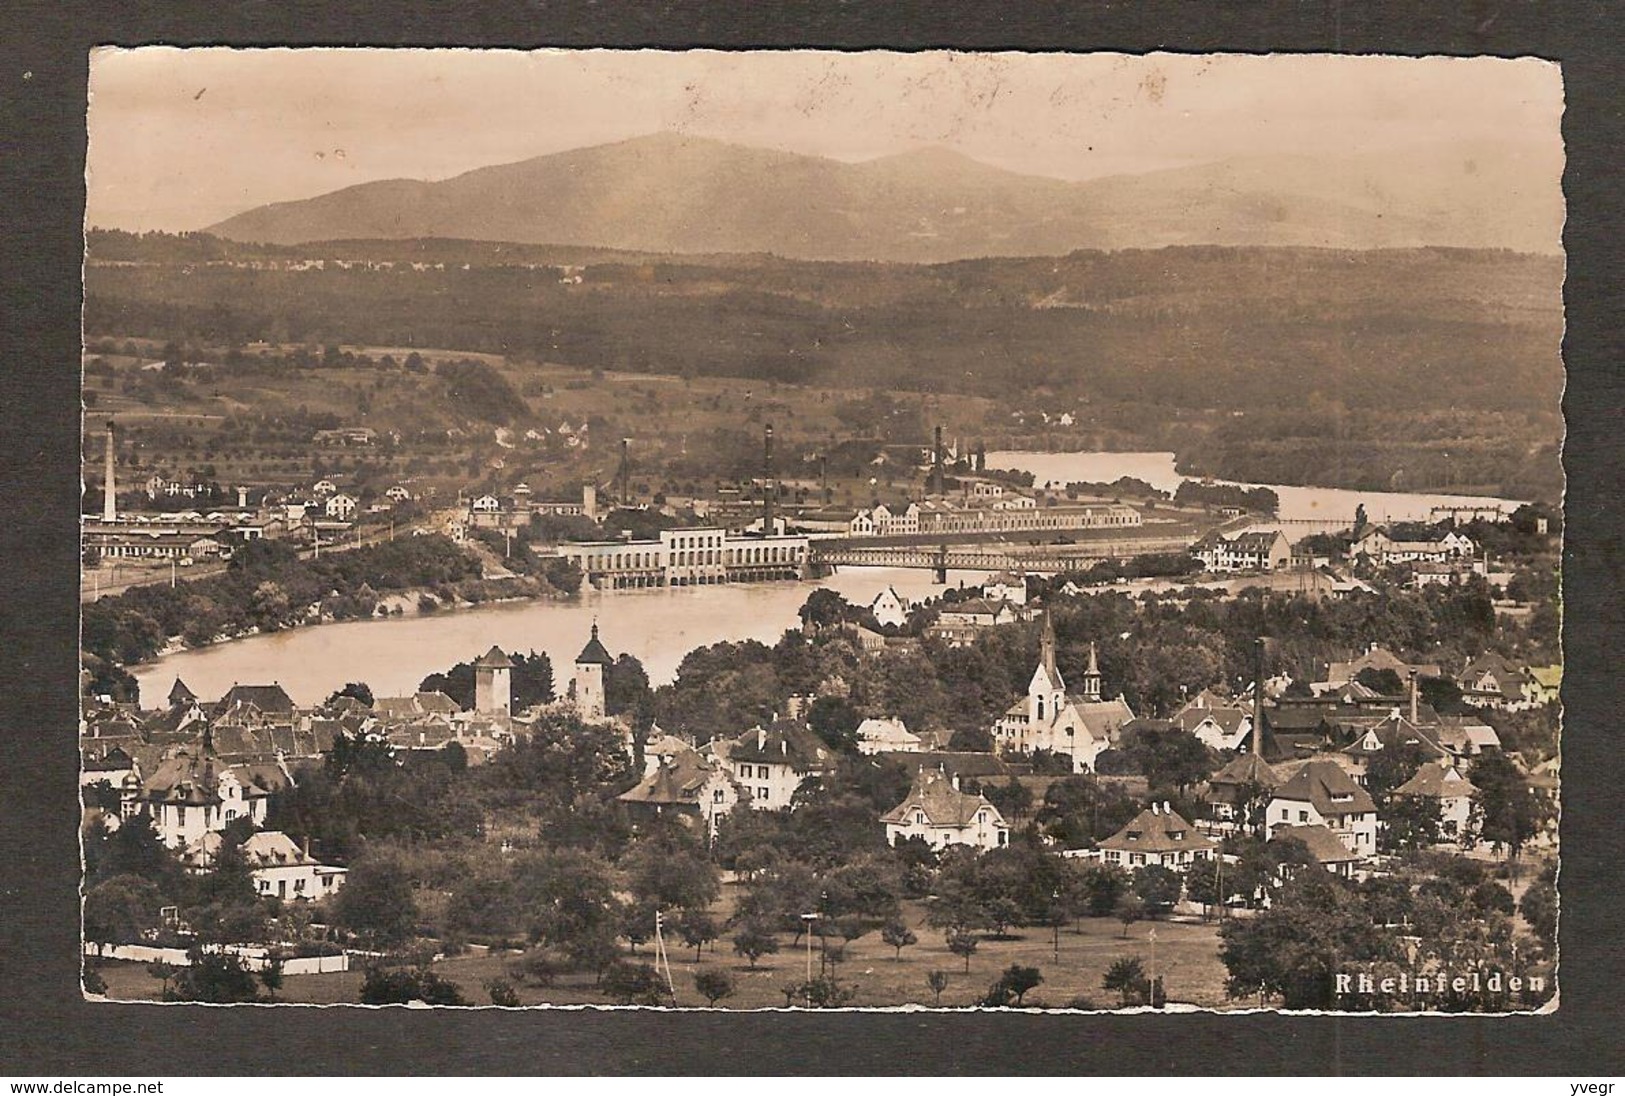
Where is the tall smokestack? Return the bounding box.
[932,425,944,496]
[1408,669,1418,724]
[1250,637,1265,756]
[102,419,117,522]
[763,423,775,534]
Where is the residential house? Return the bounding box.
[1270,823,1364,879]
[880,767,1009,852]
[1097,803,1216,870]
[868,586,910,629]
[1203,752,1282,833]
[324,493,358,520]
[1174,703,1253,753]
[1392,760,1479,843]
[981,571,1029,606]
[1266,759,1379,858]
[855,717,923,755]
[1525,665,1562,707]
[1323,645,1443,690]
[714,720,835,811]
[1354,528,1475,566]
[1458,653,1534,710]
[618,750,743,839]
[137,739,286,848]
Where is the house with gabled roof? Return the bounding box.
[1339,713,1449,784]
[855,717,923,755]
[213,683,296,722]
[1097,802,1216,870]
[1459,653,1535,711]
[712,719,835,811]
[1392,760,1479,842]
[1174,703,1253,752]
[1266,758,1378,858]
[881,767,1009,852]
[137,732,289,848]
[1204,752,1282,833]
[1270,823,1363,879]
[981,571,1029,606]
[618,751,743,839]
[1324,644,1444,689]
[1192,529,1290,573]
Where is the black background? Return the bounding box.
[2,1,1620,1076]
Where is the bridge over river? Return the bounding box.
[809,533,1207,577]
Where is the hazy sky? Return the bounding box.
[86,49,1564,233]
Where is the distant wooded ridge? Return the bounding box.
[186,134,1563,260]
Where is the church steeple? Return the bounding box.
[1082,641,1102,702]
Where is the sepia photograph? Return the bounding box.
[77,47,1564,1014]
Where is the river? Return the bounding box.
[131,452,1526,708]
[130,567,983,707]
[987,450,1527,531]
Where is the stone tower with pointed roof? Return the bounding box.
[573,623,613,721]
[472,645,514,715]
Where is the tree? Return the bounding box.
[1217,872,1399,1009]
[258,956,285,1001]
[83,874,163,947]
[671,908,719,963]
[1116,894,1145,937]
[785,976,856,1008]
[880,918,918,961]
[1519,865,1557,954]
[359,964,470,1005]
[1132,865,1183,916]
[1183,858,1226,917]
[987,963,1043,1007]
[486,977,521,1007]
[1380,795,1443,853]
[624,836,721,914]
[926,969,950,1006]
[167,947,261,1003]
[732,922,780,969]
[332,853,419,948]
[1102,955,1149,1007]
[806,695,862,753]
[1355,667,1404,696]
[694,968,736,1006]
[325,682,374,708]
[946,927,979,972]
[1469,753,1551,869]
[600,960,670,1005]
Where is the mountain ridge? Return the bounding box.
[206,132,1564,261]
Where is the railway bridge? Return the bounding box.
[809,534,1202,580]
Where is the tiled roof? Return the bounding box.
[1271,823,1361,864]
[576,624,614,666]
[880,768,1004,828]
[618,753,725,807]
[728,719,833,771]
[215,684,295,716]
[473,645,514,669]
[1209,752,1282,789]
[1099,806,1216,855]
[1272,759,1376,816]
[1393,760,1478,799]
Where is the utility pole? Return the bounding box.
[653,909,675,1001]
[800,911,817,1006]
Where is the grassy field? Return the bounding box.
[92,896,1237,1011]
